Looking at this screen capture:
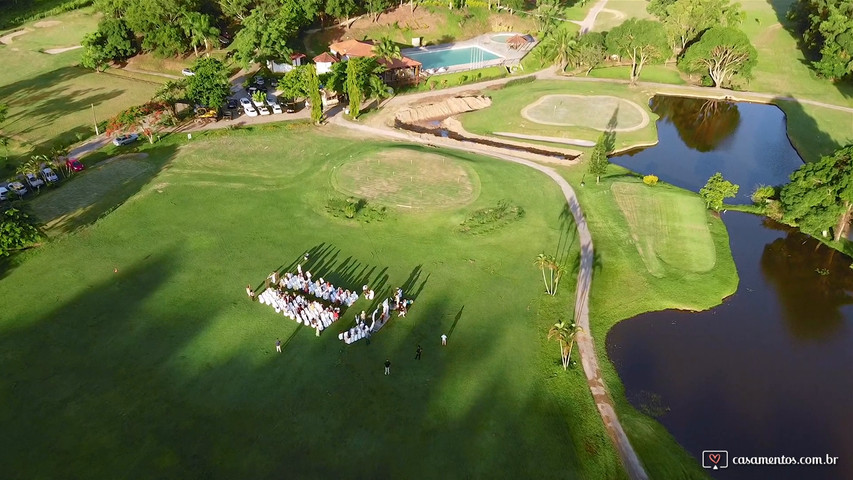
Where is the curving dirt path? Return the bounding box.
[328,110,649,480]
[578,0,610,33]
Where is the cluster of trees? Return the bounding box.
[534,252,568,296]
[325,57,389,117]
[278,64,323,122]
[82,0,432,69]
[537,0,757,87]
[0,208,40,258]
[788,0,853,81]
[547,320,582,371]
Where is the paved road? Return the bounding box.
[578,0,610,33]
[328,111,650,480]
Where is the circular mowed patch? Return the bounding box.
[521,94,648,132]
[333,149,478,209]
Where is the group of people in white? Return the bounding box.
[248,265,415,341]
[340,287,412,345]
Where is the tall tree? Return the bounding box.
[218,0,252,23]
[789,0,853,81]
[154,80,188,116]
[537,25,577,71]
[587,133,609,184]
[80,17,136,72]
[324,0,357,24]
[679,26,757,88]
[0,208,41,257]
[107,102,175,144]
[572,31,606,75]
[700,172,739,211]
[344,57,387,118]
[304,64,324,124]
[605,19,669,85]
[660,0,743,53]
[366,0,389,22]
[231,1,314,68]
[780,145,853,241]
[181,11,219,56]
[186,57,231,108]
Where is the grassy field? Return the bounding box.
[0,124,638,479]
[0,8,160,178]
[611,182,715,277]
[739,0,853,108]
[588,64,687,85]
[522,94,647,130]
[461,80,659,152]
[558,165,738,479]
[591,1,653,32]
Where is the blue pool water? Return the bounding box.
[405,46,501,70]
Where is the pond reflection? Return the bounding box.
[651,96,741,152]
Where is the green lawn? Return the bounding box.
[739,0,853,108]
[460,80,660,153]
[0,124,632,479]
[0,8,160,178]
[591,0,653,32]
[588,64,687,85]
[558,165,738,479]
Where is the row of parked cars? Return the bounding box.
[0,159,84,201]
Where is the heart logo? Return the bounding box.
[709,454,721,464]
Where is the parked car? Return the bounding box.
[42,167,59,183]
[257,105,271,116]
[271,102,283,114]
[25,173,44,189]
[227,98,238,109]
[7,181,27,197]
[285,102,297,113]
[0,185,8,201]
[254,77,265,86]
[239,97,252,109]
[244,105,258,117]
[247,86,259,96]
[223,110,234,120]
[66,158,84,172]
[113,133,139,146]
[181,68,194,76]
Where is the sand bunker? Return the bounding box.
[0,29,31,45]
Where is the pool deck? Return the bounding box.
[401,33,537,76]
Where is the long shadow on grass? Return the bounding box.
[774,96,847,161]
[25,143,179,236]
[764,0,853,102]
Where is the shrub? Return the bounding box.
[751,185,777,204]
[504,76,536,88]
[643,174,659,186]
[325,196,386,223]
[459,200,525,235]
[458,75,468,85]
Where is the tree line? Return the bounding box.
[788,0,853,82]
[537,0,758,88]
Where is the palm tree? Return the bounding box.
[373,36,401,60]
[534,253,551,294]
[548,321,583,370]
[539,26,578,71]
[564,322,583,368]
[552,261,568,295]
[182,12,219,57]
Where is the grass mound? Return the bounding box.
[521,94,647,132]
[611,181,715,277]
[333,148,478,209]
[458,200,524,234]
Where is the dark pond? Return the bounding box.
[607,97,853,479]
[611,96,805,202]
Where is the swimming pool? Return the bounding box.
[405,46,502,71]
[491,33,514,43]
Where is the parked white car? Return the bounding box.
[42,167,59,183]
[7,181,27,197]
[0,185,8,201]
[25,173,44,189]
[239,97,253,109]
[257,105,271,116]
[271,102,283,114]
[181,68,194,76]
[244,105,258,117]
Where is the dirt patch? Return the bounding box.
[0,28,31,45]
[44,45,82,54]
[333,149,477,209]
[395,95,491,123]
[33,20,62,28]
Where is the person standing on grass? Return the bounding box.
[246,285,255,300]
[276,339,282,353]
[384,359,391,375]
[415,345,423,360]
[441,334,447,346]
